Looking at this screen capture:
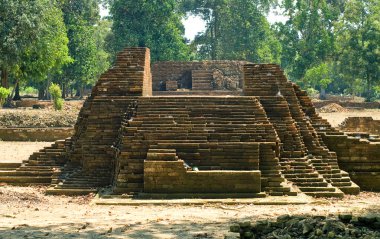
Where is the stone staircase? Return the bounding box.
[258,96,340,197]
[192,70,214,90]
[244,64,359,197]
[0,139,71,186]
[113,96,294,196]
[46,48,151,195]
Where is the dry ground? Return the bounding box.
[0,142,52,163]
[0,109,380,238]
[319,109,380,127]
[0,186,379,239]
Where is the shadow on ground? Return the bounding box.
[0,220,227,239]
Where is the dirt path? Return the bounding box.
[0,142,53,163]
[0,186,379,239]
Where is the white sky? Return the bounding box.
[99,5,288,41]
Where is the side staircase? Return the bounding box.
[244,64,360,197]
[0,139,71,186]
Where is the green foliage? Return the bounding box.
[22,87,38,96]
[306,88,319,98]
[334,0,380,101]
[0,87,11,107]
[303,63,333,99]
[303,63,331,88]
[373,86,380,100]
[274,0,343,81]
[110,0,190,62]
[21,1,72,82]
[181,0,280,62]
[60,0,110,96]
[0,0,71,83]
[48,83,64,110]
[0,0,44,71]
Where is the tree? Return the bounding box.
[19,1,72,100]
[303,63,332,100]
[0,0,45,88]
[60,0,104,98]
[0,0,71,101]
[181,0,279,62]
[110,0,190,62]
[334,0,380,101]
[274,0,344,81]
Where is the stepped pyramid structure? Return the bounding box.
[0,47,365,198]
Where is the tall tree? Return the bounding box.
[274,0,344,81]
[0,0,45,88]
[0,0,71,100]
[180,0,279,62]
[335,0,380,101]
[60,0,104,97]
[110,0,190,62]
[19,2,72,100]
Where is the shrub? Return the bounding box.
[22,86,38,96]
[306,87,319,98]
[0,87,11,108]
[48,83,64,110]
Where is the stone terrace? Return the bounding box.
[0,47,372,198]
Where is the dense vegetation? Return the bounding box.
[0,0,379,101]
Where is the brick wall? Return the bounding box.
[152,61,248,91]
[144,160,261,194]
[340,117,380,135]
[322,134,380,191]
[0,127,73,141]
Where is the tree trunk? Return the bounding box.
[320,88,327,100]
[1,69,9,88]
[13,81,21,101]
[38,87,45,100]
[45,78,51,100]
[62,83,66,99]
[75,86,81,97]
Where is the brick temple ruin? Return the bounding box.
[1,47,380,197]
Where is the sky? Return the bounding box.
[99,5,288,41]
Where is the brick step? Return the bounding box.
[287,177,325,183]
[0,171,52,176]
[268,191,298,196]
[46,187,97,195]
[263,187,291,192]
[283,168,315,174]
[321,174,343,179]
[329,177,351,182]
[298,186,337,192]
[304,191,344,198]
[0,176,51,184]
[17,166,55,171]
[295,182,328,187]
[0,163,22,169]
[285,173,320,178]
[280,161,310,166]
[56,184,104,189]
[281,165,314,170]
[331,182,353,187]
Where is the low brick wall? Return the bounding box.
[0,128,74,141]
[350,172,380,191]
[144,160,261,194]
[340,117,380,135]
[322,134,380,191]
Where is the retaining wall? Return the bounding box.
[0,128,74,141]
